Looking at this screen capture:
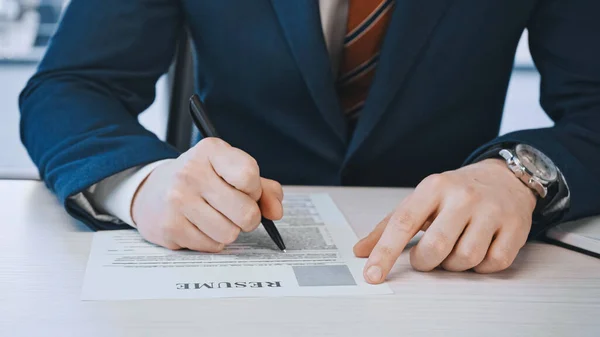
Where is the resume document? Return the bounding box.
[81,193,392,300]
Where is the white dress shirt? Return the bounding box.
[73,0,350,227]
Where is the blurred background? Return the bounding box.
[0,0,553,180]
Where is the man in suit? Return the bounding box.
[19,0,600,284]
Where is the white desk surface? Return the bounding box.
[0,180,598,337]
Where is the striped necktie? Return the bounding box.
[338,0,395,122]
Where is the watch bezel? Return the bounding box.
[499,148,549,198]
[514,144,558,184]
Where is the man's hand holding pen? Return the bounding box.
[131,137,285,252]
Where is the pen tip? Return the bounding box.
[282,249,287,253]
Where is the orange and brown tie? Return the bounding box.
[338,0,396,121]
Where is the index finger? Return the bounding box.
[364,189,439,284]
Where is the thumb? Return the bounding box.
[353,214,391,258]
[258,178,284,220]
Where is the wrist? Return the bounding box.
[130,169,153,227]
[467,143,570,236]
[479,158,538,207]
[130,160,173,226]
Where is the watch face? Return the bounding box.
[515,144,558,182]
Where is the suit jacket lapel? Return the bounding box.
[270,0,347,144]
[346,0,457,159]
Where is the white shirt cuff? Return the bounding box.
[71,159,174,228]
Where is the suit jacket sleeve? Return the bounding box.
[465,0,600,237]
[19,0,182,230]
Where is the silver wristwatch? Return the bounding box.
[499,144,559,198]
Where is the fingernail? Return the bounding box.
[366,265,382,283]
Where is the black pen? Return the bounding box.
[189,94,287,252]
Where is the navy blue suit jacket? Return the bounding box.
[19,0,600,236]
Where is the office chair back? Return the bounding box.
[166,30,195,152]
